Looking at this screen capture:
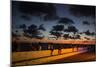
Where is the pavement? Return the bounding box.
[47,52,96,64]
[13,49,88,66]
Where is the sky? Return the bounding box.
[12,1,96,40]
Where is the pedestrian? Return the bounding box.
[50,45,54,56]
[58,45,62,55]
[58,48,62,55]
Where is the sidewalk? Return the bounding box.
[14,50,87,66]
[12,47,86,62]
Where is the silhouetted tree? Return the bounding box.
[19,24,45,39]
[84,37,90,40]
[75,34,81,39]
[12,32,18,37]
[52,25,64,31]
[64,25,78,36]
[50,25,64,40]
[63,34,69,39]
[19,24,26,29]
[64,25,79,51]
[84,30,95,36]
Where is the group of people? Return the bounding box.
[50,45,62,56]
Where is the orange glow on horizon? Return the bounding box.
[12,37,96,45]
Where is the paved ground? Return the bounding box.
[46,52,96,64]
[13,50,92,66]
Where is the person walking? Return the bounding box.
[50,45,54,56]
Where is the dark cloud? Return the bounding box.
[38,24,46,31]
[58,17,74,25]
[83,21,90,25]
[69,5,96,17]
[12,1,58,21]
[92,21,96,25]
[21,15,31,21]
[43,15,59,21]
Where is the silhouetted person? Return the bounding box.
[58,45,62,55]
[50,45,54,56]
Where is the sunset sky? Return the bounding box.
[12,1,96,41]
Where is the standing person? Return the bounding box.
[50,45,54,56]
[58,48,62,55]
[58,45,62,55]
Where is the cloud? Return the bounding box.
[83,21,90,25]
[69,5,96,17]
[58,17,74,25]
[38,24,46,31]
[21,15,31,21]
[13,1,58,21]
[92,21,96,25]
